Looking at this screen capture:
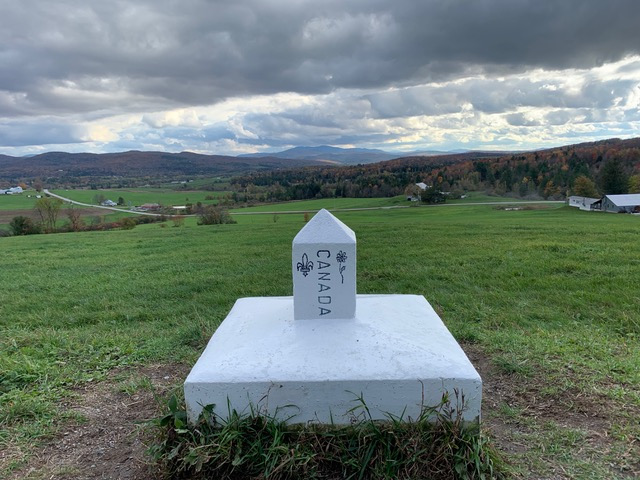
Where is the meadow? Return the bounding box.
[50,187,228,207]
[1,203,638,478]
[0,190,125,229]
[0,191,41,210]
[229,192,528,214]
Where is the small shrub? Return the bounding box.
[198,206,236,225]
[120,217,137,230]
[90,215,104,226]
[9,216,41,236]
[172,215,185,227]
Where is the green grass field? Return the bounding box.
[0,191,131,229]
[51,188,228,207]
[1,204,639,478]
[231,196,408,212]
[0,191,42,210]
[229,193,546,214]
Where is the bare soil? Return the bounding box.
[6,348,639,479]
[6,364,189,480]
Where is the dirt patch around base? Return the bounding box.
[6,364,190,480]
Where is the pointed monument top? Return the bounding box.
[292,209,356,320]
[293,209,355,244]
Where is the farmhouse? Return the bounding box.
[591,194,640,213]
[406,182,429,201]
[1,186,24,195]
[568,196,599,211]
[101,199,117,206]
[139,203,161,211]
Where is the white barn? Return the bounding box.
[568,196,599,211]
[592,194,640,213]
[406,182,430,201]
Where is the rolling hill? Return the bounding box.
[0,150,324,181]
[238,145,460,165]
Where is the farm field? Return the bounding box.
[230,192,541,214]
[231,196,408,213]
[50,188,228,207]
[0,191,124,229]
[0,190,42,210]
[1,204,639,478]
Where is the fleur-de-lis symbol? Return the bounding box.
[296,253,314,277]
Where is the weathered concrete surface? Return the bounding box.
[184,294,481,424]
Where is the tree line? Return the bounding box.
[227,138,640,204]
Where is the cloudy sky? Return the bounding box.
[1,0,639,157]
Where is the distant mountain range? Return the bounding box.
[239,145,461,165]
[0,146,470,180]
[4,139,634,184]
[0,150,323,180]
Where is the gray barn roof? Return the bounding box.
[604,194,640,207]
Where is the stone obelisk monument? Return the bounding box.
[185,209,481,424]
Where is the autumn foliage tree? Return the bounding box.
[66,205,84,231]
[197,205,236,225]
[628,174,640,194]
[34,197,63,233]
[572,175,599,197]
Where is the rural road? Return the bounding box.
[44,189,165,216]
[44,189,565,216]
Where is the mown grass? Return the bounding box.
[0,191,41,210]
[230,196,408,213]
[1,204,639,477]
[230,192,558,214]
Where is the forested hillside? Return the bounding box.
[230,138,640,202]
[0,151,323,185]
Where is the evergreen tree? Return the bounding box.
[420,186,446,204]
[598,159,628,194]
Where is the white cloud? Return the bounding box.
[142,109,202,128]
[1,1,640,156]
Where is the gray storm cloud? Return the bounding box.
[1,0,640,117]
[0,0,639,154]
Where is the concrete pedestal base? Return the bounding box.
[184,295,481,425]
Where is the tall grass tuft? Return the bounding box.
[148,393,505,479]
